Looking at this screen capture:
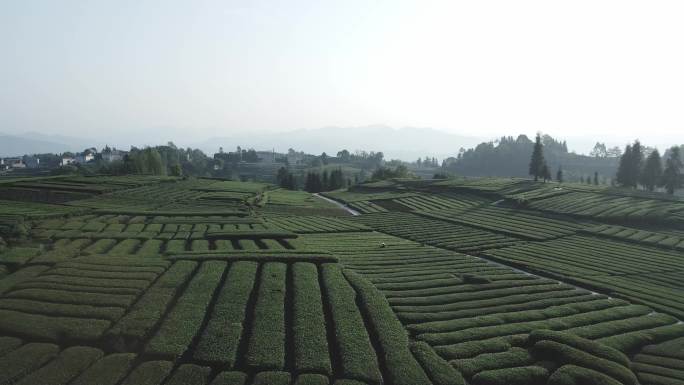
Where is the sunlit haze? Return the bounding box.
[2,0,683,154]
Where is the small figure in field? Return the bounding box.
[380,242,386,248]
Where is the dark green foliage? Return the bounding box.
[663,146,683,194]
[165,364,212,385]
[193,261,258,367]
[527,329,630,367]
[0,298,124,321]
[410,341,466,385]
[0,309,111,342]
[0,336,22,358]
[209,371,248,385]
[471,365,549,385]
[321,263,382,384]
[14,346,103,385]
[0,265,49,295]
[616,140,643,188]
[641,149,663,191]
[344,270,431,385]
[252,371,292,385]
[246,262,287,370]
[450,347,534,378]
[106,261,196,351]
[120,360,173,385]
[547,364,623,385]
[598,323,684,353]
[145,261,225,360]
[532,340,638,385]
[69,353,137,385]
[293,373,330,385]
[292,262,332,374]
[0,343,60,385]
[0,246,41,265]
[529,133,546,182]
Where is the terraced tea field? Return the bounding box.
[0,175,683,385]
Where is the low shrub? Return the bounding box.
[14,346,103,385]
[0,343,60,384]
[292,262,332,375]
[145,261,225,360]
[527,329,630,367]
[345,270,431,385]
[450,347,534,378]
[532,340,638,385]
[252,371,291,385]
[471,365,549,385]
[208,371,248,385]
[547,364,623,385]
[245,262,287,370]
[120,360,174,385]
[193,261,258,368]
[69,353,137,385]
[321,263,382,384]
[165,364,212,385]
[410,341,466,385]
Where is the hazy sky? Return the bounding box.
[1,0,683,150]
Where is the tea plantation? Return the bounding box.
[0,175,683,385]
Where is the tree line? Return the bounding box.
[528,135,683,194]
[615,141,682,194]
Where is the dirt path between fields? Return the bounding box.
[313,193,361,216]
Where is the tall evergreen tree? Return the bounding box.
[528,133,545,182]
[662,146,682,195]
[640,149,663,192]
[541,163,551,183]
[616,140,643,188]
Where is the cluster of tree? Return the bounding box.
[276,167,297,190]
[589,142,622,158]
[444,133,618,179]
[616,140,682,193]
[93,143,211,177]
[303,168,346,193]
[414,156,440,168]
[334,149,384,168]
[370,165,412,181]
[214,146,259,164]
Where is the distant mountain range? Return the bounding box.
[0,132,105,157]
[191,125,485,161]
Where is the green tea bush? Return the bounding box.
[293,373,330,385]
[252,371,291,385]
[208,371,248,385]
[321,263,382,384]
[0,343,60,384]
[532,340,638,385]
[245,262,287,370]
[528,330,630,367]
[165,364,212,385]
[547,364,623,385]
[145,261,225,360]
[410,341,466,385]
[105,261,197,350]
[345,270,431,385]
[14,346,103,385]
[470,365,549,385]
[450,347,534,378]
[292,262,332,374]
[193,261,258,367]
[120,360,173,385]
[69,353,137,385]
